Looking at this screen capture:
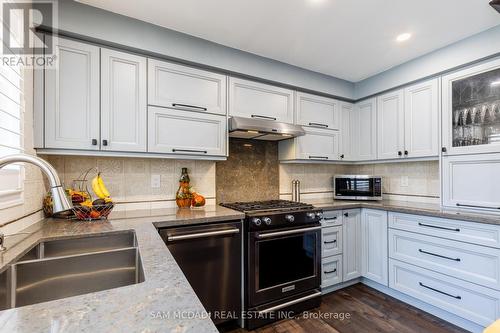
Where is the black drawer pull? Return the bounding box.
[456,203,500,210]
[324,216,338,221]
[172,149,208,154]
[419,249,461,262]
[309,156,329,160]
[324,269,337,274]
[172,103,207,111]
[324,240,337,244]
[419,282,461,299]
[91,139,97,146]
[251,114,276,120]
[418,223,460,232]
[102,139,108,146]
[308,122,329,128]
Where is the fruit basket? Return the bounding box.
[44,167,114,221]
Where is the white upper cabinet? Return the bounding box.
[377,90,405,160]
[340,102,354,161]
[101,49,147,152]
[404,78,439,158]
[148,59,227,115]
[442,153,500,212]
[442,58,500,156]
[229,77,294,122]
[295,92,339,129]
[279,127,339,161]
[353,98,377,161]
[148,106,226,157]
[361,209,388,286]
[45,37,100,150]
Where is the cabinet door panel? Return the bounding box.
[377,90,404,160]
[404,78,439,158]
[229,77,293,122]
[340,102,353,161]
[148,59,226,115]
[45,37,100,150]
[295,127,339,161]
[353,98,377,160]
[442,153,500,212]
[148,106,226,156]
[361,209,388,286]
[101,49,147,152]
[296,92,339,129]
[343,209,362,281]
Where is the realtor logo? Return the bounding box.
[2,0,56,67]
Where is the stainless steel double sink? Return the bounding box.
[0,231,144,310]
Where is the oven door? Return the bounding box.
[247,225,321,307]
[334,176,381,200]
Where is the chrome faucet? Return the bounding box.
[0,154,72,214]
[0,154,73,251]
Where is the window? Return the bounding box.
[0,8,24,209]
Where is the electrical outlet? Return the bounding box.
[151,174,161,188]
[400,175,409,187]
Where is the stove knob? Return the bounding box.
[262,217,272,225]
[316,212,324,219]
[252,218,262,226]
[285,214,295,223]
[306,212,316,219]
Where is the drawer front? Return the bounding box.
[389,212,500,248]
[389,229,500,290]
[321,210,342,227]
[389,259,500,327]
[321,255,343,288]
[322,226,342,257]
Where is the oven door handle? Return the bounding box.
[258,290,322,315]
[256,226,321,239]
[167,228,240,241]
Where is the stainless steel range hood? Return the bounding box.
[228,116,305,141]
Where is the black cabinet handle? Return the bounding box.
[102,140,108,146]
[404,150,408,156]
[172,149,208,154]
[441,147,447,153]
[324,240,337,244]
[324,216,337,221]
[309,156,329,160]
[91,139,98,146]
[456,203,500,210]
[251,114,276,121]
[308,122,329,128]
[418,222,460,232]
[418,249,461,262]
[324,269,337,274]
[398,151,402,156]
[419,282,461,299]
[340,154,345,159]
[344,212,349,217]
[172,103,207,111]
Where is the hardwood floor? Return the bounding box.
[226,284,468,333]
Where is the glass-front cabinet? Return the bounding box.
[442,58,500,155]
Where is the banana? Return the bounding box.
[92,175,106,199]
[97,174,111,198]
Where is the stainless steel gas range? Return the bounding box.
[220,200,323,330]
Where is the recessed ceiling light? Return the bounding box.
[396,33,412,42]
[309,0,326,5]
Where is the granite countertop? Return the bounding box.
[0,205,245,333]
[307,199,500,225]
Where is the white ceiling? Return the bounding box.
[79,0,500,82]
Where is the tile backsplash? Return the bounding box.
[43,156,217,210]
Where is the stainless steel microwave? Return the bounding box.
[333,175,382,201]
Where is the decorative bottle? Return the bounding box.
[175,168,192,208]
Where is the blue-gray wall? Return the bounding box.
[354,25,500,99]
[55,0,354,100]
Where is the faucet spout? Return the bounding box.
[0,154,73,213]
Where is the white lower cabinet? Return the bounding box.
[321,255,343,288]
[361,209,388,286]
[322,226,342,257]
[148,106,226,157]
[389,259,500,327]
[342,209,362,281]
